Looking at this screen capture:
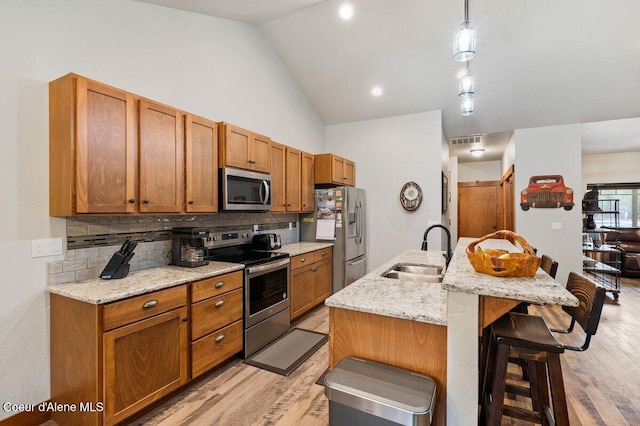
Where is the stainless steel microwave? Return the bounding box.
[220,167,271,211]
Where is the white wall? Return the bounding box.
[501,133,516,175]
[514,124,583,285]
[582,151,640,189]
[325,111,444,271]
[457,160,502,182]
[449,157,459,248]
[0,0,325,419]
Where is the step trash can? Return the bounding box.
[324,357,436,426]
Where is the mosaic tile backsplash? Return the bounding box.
[48,212,299,285]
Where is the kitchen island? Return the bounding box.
[325,237,578,426]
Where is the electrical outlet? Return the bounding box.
[32,238,63,258]
[253,224,259,233]
[289,222,293,230]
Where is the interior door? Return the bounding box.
[458,181,502,237]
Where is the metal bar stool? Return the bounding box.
[480,272,606,425]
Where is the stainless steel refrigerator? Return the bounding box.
[301,186,366,293]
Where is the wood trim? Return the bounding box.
[0,403,51,426]
[458,180,502,188]
[501,164,515,183]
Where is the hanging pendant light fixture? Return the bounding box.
[453,0,476,62]
[458,63,474,98]
[461,95,474,116]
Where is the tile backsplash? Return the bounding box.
[48,212,299,285]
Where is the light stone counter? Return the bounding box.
[274,241,334,257]
[47,261,244,304]
[442,237,578,307]
[325,249,448,325]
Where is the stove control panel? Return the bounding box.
[204,229,254,248]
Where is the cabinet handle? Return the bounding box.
[287,204,291,207]
[188,200,194,205]
[300,258,306,263]
[312,268,318,272]
[128,199,135,204]
[282,203,287,207]
[215,334,225,343]
[321,252,326,256]
[215,300,225,308]
[143,199,150,204]
[343,177,347,180]
[142,300,158,309]
[215,281,225,289]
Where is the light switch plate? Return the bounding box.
[32,238,63,258]
[551,222,562,231]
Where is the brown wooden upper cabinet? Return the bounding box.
[301,152,315,212]
[270,141,286,212]
[218,122,271,173]
[138,100,184,213]
[270,142,315,213]
[314,153,356,186]
[185,114,218,213]
[285,147,302,212]
[50,74,137,215]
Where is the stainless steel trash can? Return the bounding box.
[324,357,436,426]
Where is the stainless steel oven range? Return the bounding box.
[204,228,290,358]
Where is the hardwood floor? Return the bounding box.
[42,277,640,425]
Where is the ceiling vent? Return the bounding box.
[449,135,483,145]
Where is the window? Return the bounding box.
[586,184,640,228]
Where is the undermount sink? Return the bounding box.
[381,263,444,283]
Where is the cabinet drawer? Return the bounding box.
[314,247,333,263]
[191,271,243,303]
[191,320,243,378]
[103,285,187,331]
[191,289,243,340]
[291,253,314,270]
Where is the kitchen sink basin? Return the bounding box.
[381,263,444,283]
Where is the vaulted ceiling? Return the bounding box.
[136,0,640,159]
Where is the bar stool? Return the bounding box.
[480,272,606,426]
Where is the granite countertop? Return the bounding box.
[274,241,334,256]
[442,238,579,307]
[47,241,334,305]
[47,262,244,304]
[325,249,449,326]
[325,238,578,326]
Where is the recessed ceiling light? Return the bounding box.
[339,3,354,20]
[470,148,485,157]
[371,86,383,97]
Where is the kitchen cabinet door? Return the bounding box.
[185,114,218,213]
[251,132,271,173]
[301,152,315,212]
[331,155,346,183]
[270,142,286,212]
[285,147,302,212]
[219,122,252,170]
[50,75,137,215]
[290,264,315,320]
[344,159,356,186]
[219,123,271,173]
[313,257,333,304]
[139,100,184,213]
[103,306,188,426]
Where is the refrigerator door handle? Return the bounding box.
[356,201,363,244]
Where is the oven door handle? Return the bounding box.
[246,258,290,275]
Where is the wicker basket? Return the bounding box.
[466,230,541,278]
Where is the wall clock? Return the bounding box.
[400,181,423,211]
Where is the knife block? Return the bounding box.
[100,251,135,280]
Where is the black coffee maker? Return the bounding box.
[171,227,209,267]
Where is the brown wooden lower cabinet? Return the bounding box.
[50,271,244,425]
[290,248,333,321]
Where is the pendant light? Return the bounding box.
[461,95,474,116]
[458,63,474,98]
[453,0,476,62]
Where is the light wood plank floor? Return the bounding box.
[43,277,640,425]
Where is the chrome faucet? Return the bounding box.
[421,224,453,268]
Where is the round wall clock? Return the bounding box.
[400,181,423,211]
